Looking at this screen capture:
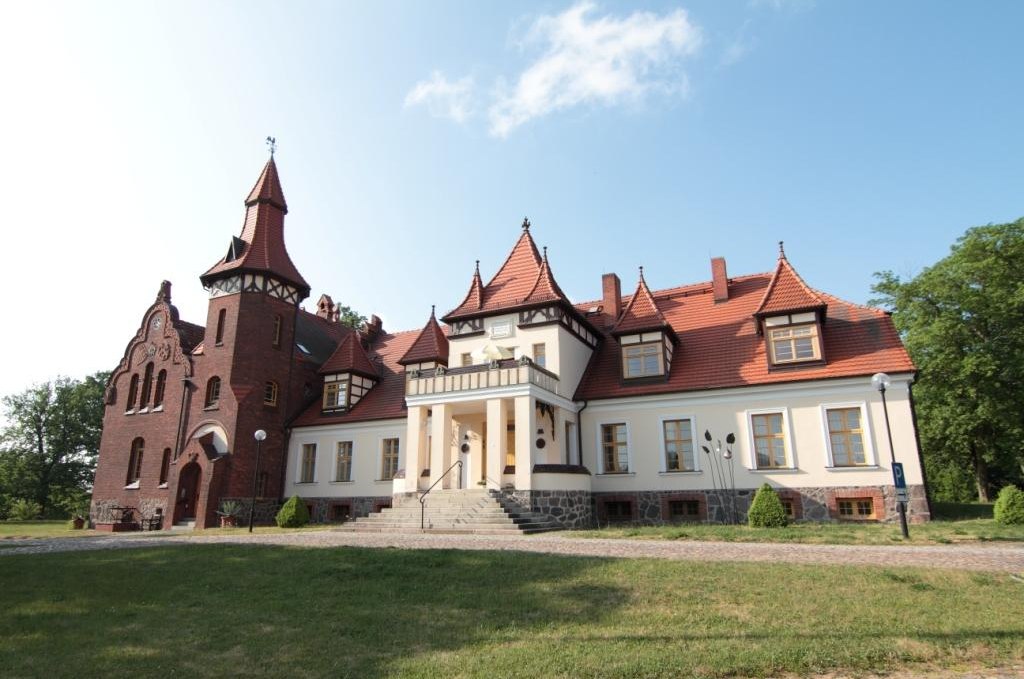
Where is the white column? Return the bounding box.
[403,406,427,493]
[514,395,535,490]
[486,398,507,490]
[430,403,452,488]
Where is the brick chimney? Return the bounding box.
[711,257,729,303]
[363,314,384,342]
[602,273,622,326]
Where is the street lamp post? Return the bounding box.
[872,373,910,539]
[248,429,267,533]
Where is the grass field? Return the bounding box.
[1,545,1022,678]
[568,518,1024,546]
[0,521,89,540]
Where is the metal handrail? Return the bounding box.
[419,460,463,529]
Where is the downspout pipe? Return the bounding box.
[575,400,588,467]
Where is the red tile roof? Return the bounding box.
[611,267,673,336]
[754,245,826,316]
[200,158,310,296]
[319,332,379,379]
[522,247,569,306]
[575,271,914,400]
[443,220,544,320]
[399,307,450,365]
[291,329,420,426]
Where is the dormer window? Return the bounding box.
[619,332,671,379]
[764,312,822,365]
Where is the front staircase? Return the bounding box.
[335,489,561,535]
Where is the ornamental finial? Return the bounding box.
[778,240,786,258]
[522,217,531,232]
[266,136,277,156]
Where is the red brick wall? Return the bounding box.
[94,286,320,529]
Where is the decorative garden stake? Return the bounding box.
[703,430,738,524]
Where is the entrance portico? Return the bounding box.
[398,360,579,495]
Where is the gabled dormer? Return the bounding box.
[754,243,828,368]
[318,332,378,412]
[611,267,678,380]
[398,306,450,373]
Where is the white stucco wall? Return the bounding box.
[580,374,922,493]
[288,419,405,498]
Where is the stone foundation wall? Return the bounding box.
[498,490,593,529]
[591,484,929,526]
[91,497,167,525]
[300,496,391,523]
[218,497,282,525]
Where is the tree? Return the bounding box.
[335,304,367,330]
[0,372,109,518]
[871,218,1024,502]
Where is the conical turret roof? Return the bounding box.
[201,157,310,297]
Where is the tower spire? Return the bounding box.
[200,156,310,300]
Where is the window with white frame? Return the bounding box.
[662,418,696,472]
[825,406,869,467]
[532,343,546,368]
[750,412,789,469]
[335,441,353,482]
[323,381,347,410]
[622,343,662,378]
[299,443,316,483]
[600,423,629,473]
[381,438,399,480]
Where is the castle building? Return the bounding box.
[91,157,929,530]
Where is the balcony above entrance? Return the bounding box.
[406,358,558,398]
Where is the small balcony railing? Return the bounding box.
[406,358,559,397]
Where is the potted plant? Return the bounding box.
[216,500,244,528]
[71,502,90,530]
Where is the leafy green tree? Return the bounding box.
[871,218,1024,501]
[335,304,367,330]
[0,372,109,517]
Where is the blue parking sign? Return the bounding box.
[892,462,906,490]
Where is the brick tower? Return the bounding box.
[93,155,318,529]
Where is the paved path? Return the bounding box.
[3,530,1023,573]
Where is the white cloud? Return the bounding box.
[749,0,815,11]
[404,71,475,123]
[720,20,756,67]
[488,2,702,137]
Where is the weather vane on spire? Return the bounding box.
[266,136,277,156]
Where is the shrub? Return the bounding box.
[993,485,1024,525]
[747,484,788,528]
[8,499,42,522]
[275,496,310,528]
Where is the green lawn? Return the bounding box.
[1,545,1022,678]
[0,521,90,540]
[568,518,1024,546]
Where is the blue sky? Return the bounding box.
[0,1,1021,391]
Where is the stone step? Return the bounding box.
[337,490,563,536]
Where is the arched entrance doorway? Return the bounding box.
[175,462,201,524]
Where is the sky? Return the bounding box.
[0,0,1022,395]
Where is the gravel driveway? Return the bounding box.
[3,530,1023,573]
